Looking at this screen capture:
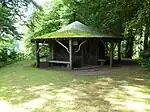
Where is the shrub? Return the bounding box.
[0,48,26,67]
[139,58,150,71]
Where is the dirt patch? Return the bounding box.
[72,67,112,75]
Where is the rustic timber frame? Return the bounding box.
[32,36,123,70]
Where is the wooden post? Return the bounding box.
[81,45,84,67]
[36,41,40,68]
[69,39,73,70]
[96,40,99,65]
[51,41,54,60]
[48,41,51,57]
[118,41,121,61]
[110,40,114,67]
[88,40,91,64]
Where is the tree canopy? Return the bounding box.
[0,0,41,67]
[0,3,20,40]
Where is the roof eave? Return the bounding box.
[31,36,123,43]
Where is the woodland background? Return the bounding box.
[0,0,149,70]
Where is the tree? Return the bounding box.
[0,3,20,40]
[25,0,149,60]
[127,0,150,58]
[0,0,41,17]
[62,0,149,59]
[0,0,42,40]
[24,0,66,58]
[0,0,41,66]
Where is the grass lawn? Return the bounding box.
[0,60,150,112]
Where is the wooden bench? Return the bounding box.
[48,60,70,68]
[98,59,106,66]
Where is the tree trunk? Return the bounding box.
[125,37,134,59]
[143,23,149,59]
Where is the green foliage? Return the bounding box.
[139,50,150,71]
[126,0,150,58]
[0,38,26,67]
[24,0,150,71]
[2,52,26,67]
[0,0,43,67]
[26,0,65,37]
[25,0,66,59]
[61,0,149,59]
[0,0,41,17]
[0,3,21,67]
[0,47,25,68]
[0,3,20,39]
[139,58,150,71]
[62,0,149,59]
[61,0,140,35]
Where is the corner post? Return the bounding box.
[110,40,114,67]
[48,41,51,57]
[69,39,73,70]
[36,41,40,68]
[51,41,54,60]
[81,46,84,67]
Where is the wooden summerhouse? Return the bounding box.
[31,21,123,69]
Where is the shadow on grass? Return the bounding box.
[0,62,150,112]
[0,76,150,112]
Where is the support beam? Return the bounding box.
[69,39,73,70]
[81,46,84,67]
[56,39,70,53]
[96,41,99,65]
[48,41,54,60]
[51,41,54,59]
[118,41,121,61]
[110,40,114,67]
[36,41,40,68]
[74,40,86,54]
[48,41,51,57]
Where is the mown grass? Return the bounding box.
[0,60,150,112]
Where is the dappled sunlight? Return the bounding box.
[0,64,150,112]
[0,100,26,112]
[126,89,150,99]
[54,87,77,94]
[21,98,47,110]
[40,93,54,99]
[25,77,150,112]
[0,85,39,104]
[123,101,148,112]
[0,84,55,111]
[121,85,150,99]
[56,93,74,101]
[93,78,114,86]
[0,78,150,112]
[103,81,150,112]
[26,84,52,92]
[135,78,145,81]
